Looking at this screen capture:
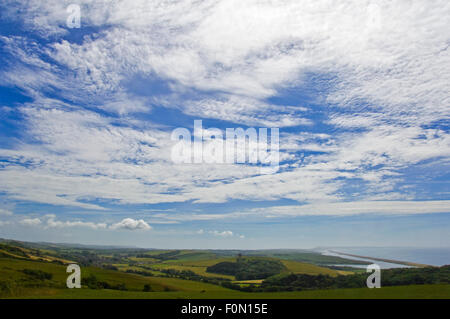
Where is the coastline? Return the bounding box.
[330,250,432,268]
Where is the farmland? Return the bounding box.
[0,238,449,299]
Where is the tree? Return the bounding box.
[143,284,153,292]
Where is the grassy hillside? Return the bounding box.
[0,256,234,298]
[0,239,448,300]
[7,284,450,299]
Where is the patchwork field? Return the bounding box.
[151,257,348,280]
[280,260,351,276]
[0,239,448,299]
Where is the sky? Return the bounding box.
[0,0,449,249]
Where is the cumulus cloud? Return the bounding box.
[16,216,152,231]
[109,218,152,231]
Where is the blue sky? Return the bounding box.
[0,0,449,249]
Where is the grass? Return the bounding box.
[0,244,74,264]
[233,251,369,265]
[1,254,449,300]
[167,257,237,267]
[0,257,233,295]
[127,257,158,263]
[7,284,450,299]
[170,251,218,262]
[1,241,448,300]
[150,257,352,280]
[150,263,235,280]
[151,257,238,280]
[0,257,69,283]
[280,260,347,276]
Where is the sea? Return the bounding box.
[320,247,450,269]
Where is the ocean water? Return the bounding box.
[321,247,450,268]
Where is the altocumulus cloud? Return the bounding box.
[0,0,448,236]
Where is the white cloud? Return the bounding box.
[20,218,42,226]
[45,217,107,230]
[2,1,448,123]
[0,0,448,219]
[248,200,450,217]
[109,218,152,231]
[205,230,245,238]
[183,96,311,127]
[209,230,234,237]
[0,209,13,216]
[16,215,152,231]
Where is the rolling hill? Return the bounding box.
[0,239,448,299]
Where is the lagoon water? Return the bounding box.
[321,247,450,268]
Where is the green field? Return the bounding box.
[154,257,347,280]
[0,257,232,296]
[7,285,450,299]
[280,260,352,276]
[0,239,448,299]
